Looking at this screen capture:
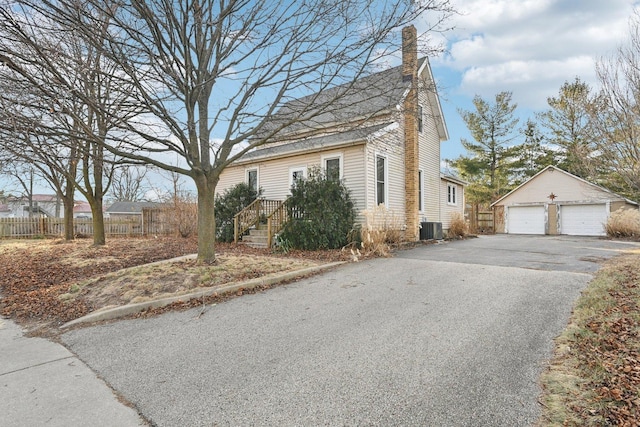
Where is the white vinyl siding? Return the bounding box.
[439,179,465,231]
[216,145,367,215]
[364,122,405,218]
[418,88,442,222]
[216,167,244,196]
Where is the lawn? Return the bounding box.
[0,237,348,335]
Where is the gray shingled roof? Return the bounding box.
[255,58,427,139]
[239,122,393,163]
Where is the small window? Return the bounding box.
[376,155,386,206]
[418,105,423,133]
[325,158,340,181]
[289,166,307,190]
[246,169,258,193]
[447,183,457,205]
[418,169,423,212]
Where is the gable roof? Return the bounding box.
[491,165,638,207]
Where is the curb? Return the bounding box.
[62,261,345,328]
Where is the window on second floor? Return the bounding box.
[418,105,423,133]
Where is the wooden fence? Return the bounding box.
[0,215,175,239]
[468,204,495,234]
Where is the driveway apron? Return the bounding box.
[61,235,640,426]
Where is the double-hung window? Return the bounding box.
[447,183,457,205]
[376,155,387,206]
[321,153,342,182]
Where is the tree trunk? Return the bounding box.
[91,196,106,245]
[195,174,217,264]
[63,190,74,241]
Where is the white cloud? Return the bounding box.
[421,0,637,109]
[460,55,596,108]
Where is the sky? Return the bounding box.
[3,0,638,198]
[418,0,639,164]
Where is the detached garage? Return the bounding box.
[492,166,638,236]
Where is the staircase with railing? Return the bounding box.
[234,198,289,248]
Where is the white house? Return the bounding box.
[217,26,464,243]
[2,194,61,218]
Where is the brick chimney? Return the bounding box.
[402,25,419,241]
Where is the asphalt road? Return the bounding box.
[61,235,640,426]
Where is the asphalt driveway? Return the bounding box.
[61,235,640,426]
[396,234,639,273]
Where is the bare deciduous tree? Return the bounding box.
[108,165,150,203]
[2,0,455,262]
[593,10,640,200]
[0,4,143,244]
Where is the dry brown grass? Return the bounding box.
[447,212,468,239]
[605,209,640,238]
[359,205,405,257]
[62,254,319,309]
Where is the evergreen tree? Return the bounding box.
[538,77,596,178]
[449,91,520,204]
[510,120,558,184]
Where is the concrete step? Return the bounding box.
[241,241,269,249]
[243,234,268,243]
[241,223,271,248]
[248,228,269,237]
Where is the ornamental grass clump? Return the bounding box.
[358,205,404,257]
[447,212,468,239]
[604,209,640,238]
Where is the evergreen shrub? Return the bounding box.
[215,183,262,242]
[279,167,355,250]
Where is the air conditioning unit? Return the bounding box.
[420,222,443,240]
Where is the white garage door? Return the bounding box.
[560,204,608,236]
[508,205,545,234]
